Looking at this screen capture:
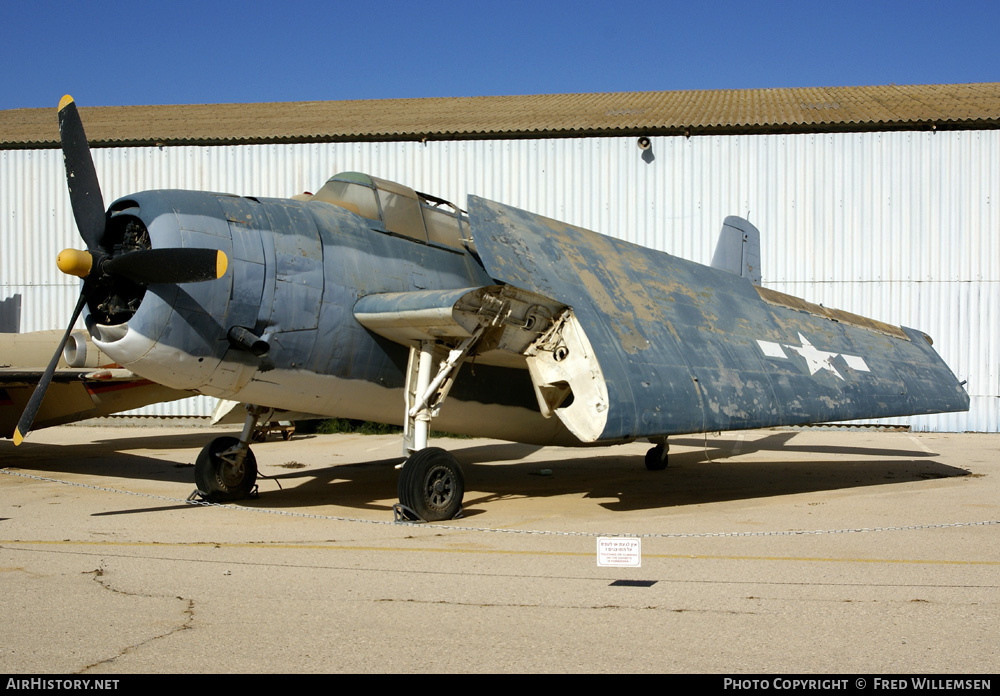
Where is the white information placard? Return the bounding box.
[597,537,641,567]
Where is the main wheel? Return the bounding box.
[397,447,465,521]
[195,436,258,501]
[645,443,669,471]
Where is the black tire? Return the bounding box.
[195,436,258,501]
[645,443,668,471]
[397,447,464,521]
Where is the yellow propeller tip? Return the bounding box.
[216,251,228,278]
[13,428,24,446]
[57,248,93,278]
[59,94,75,111]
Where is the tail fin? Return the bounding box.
[711,216,761,285]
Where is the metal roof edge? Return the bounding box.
[3,82,999,149]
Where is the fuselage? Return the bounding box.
[87,187,579,445]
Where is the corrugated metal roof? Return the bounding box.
[2,83,998,149]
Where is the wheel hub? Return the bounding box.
[195,436,258,502]
[220,463,245,487]
[426,467,454,510]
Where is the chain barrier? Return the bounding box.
[3,466,998,539]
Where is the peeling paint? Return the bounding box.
[469,196,969,441]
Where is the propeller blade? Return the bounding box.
[58,95,106,251]
[12,293,89,446]
[102,248,228,285]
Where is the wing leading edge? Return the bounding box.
[0,369,191,438]
[466,196,969,442]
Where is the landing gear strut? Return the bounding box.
[645,438,669,471]
[194,405,269,501]
[394,336,484,521]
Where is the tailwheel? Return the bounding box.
[195,436,258,501]
[397,447,464,521]
[645,442,669,471]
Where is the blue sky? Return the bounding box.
[2,0,998,110]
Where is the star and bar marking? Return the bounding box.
[757,333,870,380]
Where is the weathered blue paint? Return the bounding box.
[86,183,968,445]
[467,196,969,441]
[95,189,541,427]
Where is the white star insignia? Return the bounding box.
[756,334,870,380]
[785,333,844,380]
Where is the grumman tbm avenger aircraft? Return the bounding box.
[14,96,969,521]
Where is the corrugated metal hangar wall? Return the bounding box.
[2,130,997,431]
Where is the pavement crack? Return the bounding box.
[375,598,542,608]
[372,598,758,614]
[77,562,195,673]
[77,598,194,674]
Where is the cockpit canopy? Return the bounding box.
[312,172,474,253]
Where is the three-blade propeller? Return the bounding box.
[12,96,228,445]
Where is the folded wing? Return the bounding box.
[465,196,969,441]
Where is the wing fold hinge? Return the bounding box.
[523,309,608,442]
[354,284,610,446]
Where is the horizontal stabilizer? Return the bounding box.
[711,216,761,285]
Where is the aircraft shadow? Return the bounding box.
[1,434,968,517]
[668,431,941,459]
[464,451,966,515]
[242,438,968,515]
[0,439,200,485]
